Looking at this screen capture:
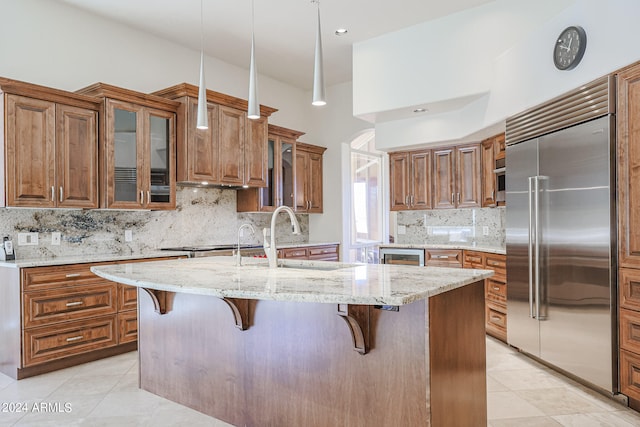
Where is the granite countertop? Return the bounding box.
[91,256,493,306]
[277,241,340,249]
[379,243,506,255]
[0,250,191,269]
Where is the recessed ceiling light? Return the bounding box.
[335,28,348,36]
[413,108,428,113]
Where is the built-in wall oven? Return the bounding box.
[379,247,425,266]
[494,157,506,203]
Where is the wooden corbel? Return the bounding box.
[337,304,371,354]
[221,298,250,330]
[142,289,175,315]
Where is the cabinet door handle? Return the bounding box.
[451,193,455,204]
[65,301,84,307]
[66,335,84,342]
[411,195,414,206]
[405,195,409,205]
[65,273,81,278]
[140,190,144,205]
[59,187,63,202]
[51,186,55,202]
[458,193,461,203]
[491,190,495,201]
[493,286,500,291]
[490,316,502,322]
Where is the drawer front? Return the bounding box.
[485,302,507,341]
[308,245,339,261]
[118,284,138,311]
[621,268,640,311]
[118,310,138,344]
[22,264,102,292]
[485,278,507,305]
[23,283,118,328]
[485,254,507,281]
[23,315,117,367]
[621,308,640,354]
[425,250,462,268]
[621,349,640,402]
[281,248,309,259]
[463,251,485,269]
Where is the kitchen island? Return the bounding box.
[91,257,493,427]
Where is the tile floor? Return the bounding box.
[1,337,639,426]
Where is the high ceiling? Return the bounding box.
[56,0,495,90]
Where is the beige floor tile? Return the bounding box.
[489,367,566,390]
[86,389,164,419]
[552,411,639,426]
[487,391,546,420]
[12,396,104,426]
[516,387,607,416]
[487,374,510,392]
[490,416,563,426]
[47,374,122,399]
[147,400,226,426]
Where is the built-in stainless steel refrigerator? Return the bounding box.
[506,75,617,393]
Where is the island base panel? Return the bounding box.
[138,281,486,427]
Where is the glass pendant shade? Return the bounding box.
[312,4,326,106]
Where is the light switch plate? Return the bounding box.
[482,226,490,236]
[18,232,38,246]
[125,230,133,242]
[397,225,406,235]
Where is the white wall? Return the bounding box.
[354,0,640,150]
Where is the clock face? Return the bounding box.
[554,26,587,70]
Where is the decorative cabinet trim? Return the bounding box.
[337,304,371,354]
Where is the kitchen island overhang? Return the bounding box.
[92,257,494,427]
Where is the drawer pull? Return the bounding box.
[490,316,502,322]
[65,273,82,278]
[66,335,84,342]
[432,255,450,259]
[65,301,84,307]
[493,286,500,291]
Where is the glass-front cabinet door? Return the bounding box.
[106,99,175,209]
[260,137,277,209]
[280,139,294,207]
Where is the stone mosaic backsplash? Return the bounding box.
[394,207,505,249]
[0,187,308,260]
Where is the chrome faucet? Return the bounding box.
[236,223,255,266]
[263,206,300,268]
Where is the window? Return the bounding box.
[343,130,387,263]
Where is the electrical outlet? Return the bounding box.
[51,232,61,246]
[427,226,433,235]
[482,226,490,236]
[125,230,133,242]
[397,225,406,235]
[17,232,38,246]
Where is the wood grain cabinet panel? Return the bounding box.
[481,137,497,207]
[456,144,482,208]
[621,349,640,404]
[117,310,138,344]
[425,249,462,268]
[485,302,507,341]
[463,250,486,269]
[389,150,432,211]
[118,284,138,311]
[433,148,456,209]
[22,263,100,292]
[244,116,268,187]
[23,283,117,329]
[218,105,246,185]
[621,308,640,355]
[620,268,640,311]
[389,152,410,211]
[23,315,117,367]
[295,143,326,213]
[308,245,339,261]
[485,278,507,305]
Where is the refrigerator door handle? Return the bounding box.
[534,176,541,321]
[528,176,535,318]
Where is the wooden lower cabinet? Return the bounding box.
[0,256,182,379]
[425,249,462,268]
[464,250,508,342]
[621,349,640,408]
[279,244,339,261]
[620,267,640,408]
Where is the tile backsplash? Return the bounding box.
[394,207,505,248]
[0,187,308,260]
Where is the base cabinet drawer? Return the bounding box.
[425,249,462,268]
[23,315,118,367]
[485,302,507,342]
[463,251,486,269]
[118,284,138,311]
[117,310,138,344]
[23,283,118,328]
[621,349,640,404]
[485,279,507,305]
[621,308,640,355]
[308,245,339,261]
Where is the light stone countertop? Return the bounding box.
[0,250,191,269]
[379,243,506,255]
[91,256,494,306]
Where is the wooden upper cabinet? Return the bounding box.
[2,79,100,209]
[389,152,410,211]
[389,150,432,211]
[618,62,640,268]
[237,124,303,212]
[218,105,245,186]
[481,137,497,207]
[433,144,481,209]
[433,148,456,209]
[151,83,277,188]
[295,143,326,213]
[456,144,481,208]
[77,83,179,210]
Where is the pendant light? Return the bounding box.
[247,0,260,120]
[311,0,326,106]
[196,0,208,129]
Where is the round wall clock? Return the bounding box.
[553,26,587,70]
